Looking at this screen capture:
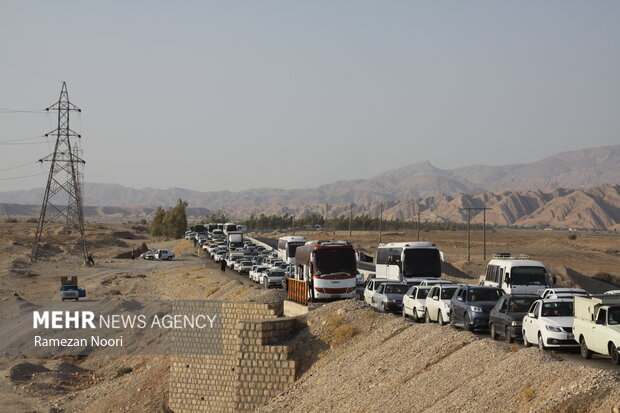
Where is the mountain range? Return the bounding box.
[1,144,618,208]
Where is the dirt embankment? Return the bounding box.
[260,300,620,413]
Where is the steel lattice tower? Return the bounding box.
[31,82,89,263]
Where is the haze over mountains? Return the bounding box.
[1,145,619,230]
[1,145,619,208]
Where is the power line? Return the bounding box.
[0,108,46,114]
[0,172,46,181]
[0,161,39,172]
[0,60,62,83]
[0,140,48,146]
[0,135,46,143]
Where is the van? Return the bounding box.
[481,253,554,295]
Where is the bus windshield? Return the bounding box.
[287,242,305,257]
[314,248,357,275]
[510,267,548,286]
[403,249,441,278]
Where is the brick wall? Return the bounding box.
[170,302,296,413]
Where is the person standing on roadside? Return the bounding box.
[220,259,226,272]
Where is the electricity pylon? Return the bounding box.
[31,82,89,264]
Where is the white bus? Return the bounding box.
[481,254,554,295]
[375,242,443,283]
[277,236,308,265]
[223,222,238,236]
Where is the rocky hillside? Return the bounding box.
[0,145,618,207]
[2,184,619,230]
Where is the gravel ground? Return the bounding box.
[259,300,620,413]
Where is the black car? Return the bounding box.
[489,294,538,342]
[450,285,504,331]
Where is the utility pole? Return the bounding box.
[460,206,490,262]
[324,203,328,231]
[348,202,353,238]
[32,82,89,264]
[378,202,383,244]
[292,214,295,235]
[416,208,421,242]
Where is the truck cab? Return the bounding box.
[573,295,620,365]
[60,276,85,301]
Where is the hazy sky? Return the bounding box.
[1,1,619,193]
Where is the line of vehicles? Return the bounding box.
[185,225,620,365]
[361,251,620,365]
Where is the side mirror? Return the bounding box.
[528,312,536,319]
[457,296,463,301]
[505,275,511,284]
[433,295,439,301]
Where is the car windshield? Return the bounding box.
[61,285,76,291]
[468,288,503,302]
[510,266,548,286]
[402,249,441,278]
[384,284,409,294]
[609,307,620,325]
[541,302,573,317]
[416,289,429,299]
[440,287,458,300]
[315,248,357,275]
[269,270,285,276]
[508,297,538,312]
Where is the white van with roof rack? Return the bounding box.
[481,253,554,295]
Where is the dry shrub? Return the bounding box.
[520,386,535,403]
[205,287,220,298]
[330,324,357,347]
[361,309,376,319]
[231,287,247,297]
[325,313,344,329]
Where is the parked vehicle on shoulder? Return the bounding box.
[60,276,86,301]
[450,285,504,331]
[573,294,620,364]
[481,253,554,295]
[142,249,175,260]
[522,298,578,351]
[489,294,539,342]
[371,282,410,312]
[402,285,431,322]
[424,284,459,325]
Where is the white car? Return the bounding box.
[418,279,454,287]
[250,265,268,282]
[235,260,253,274]
[522,298,578,351]
[214,250,227,262]
[363,279,390,306]
[537,288,589,298]
[424,284,459,325]
[605,290,620,295]
[402,285,431,322]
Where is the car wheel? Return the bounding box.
[402,307,407,318]
[490,323,498,340]
[506,327,515,344]
[463,313,472,332]
[438,312,446,326]
[382,302,388,312]
[412,308,419,323]
[580,337,592,359]
[424,309,431,323]
[523,330,531,347]
[609,343,620,365]
[538,333,546,351]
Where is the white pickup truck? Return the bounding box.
[142,249,175,261]
[573,294,620,365]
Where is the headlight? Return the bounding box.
[545,325,562,332]
[471,306,483,313]
[511,321,522,326]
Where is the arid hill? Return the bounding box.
[0,144,618,207]
[2,183,619,230]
